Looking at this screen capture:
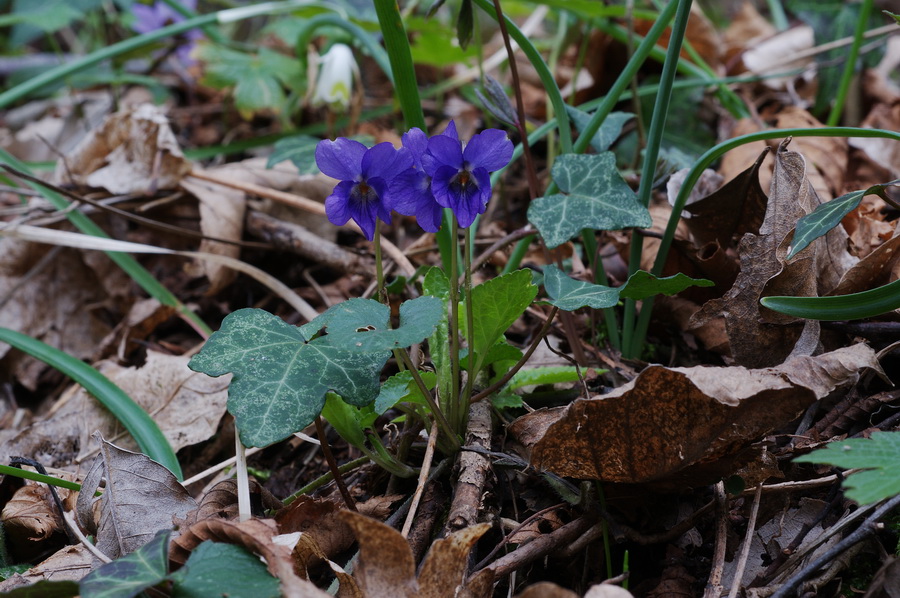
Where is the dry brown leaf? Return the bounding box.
[75,434,197,560]
[742,25,814,88]
[290,532,361,597]
[690,142,855,367]
[722,2,777,72]
[0,545,92,591]
[509,344,880,486]
[180,176,246,293]
[169,517,331,598]
[851,102,900,174]
[841,194,894,258]
[340,510,418,598]
[0,350,229,469]
[0,240,113,390]
[0,483,65,543]
[192,478,282,522]
[55,103,190,194]
[830,231,900,297]
[771,107,848,200]
[682,147,769,249]
[418,522,491,598]
[275,496,356,560]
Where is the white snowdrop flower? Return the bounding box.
[313,43,357,110]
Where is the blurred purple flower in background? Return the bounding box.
[131,0,203,66]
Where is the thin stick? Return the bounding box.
[314,417,357,511]
[703,482,728,598]
[64,510,112,564]
[182,446,264,486]
[234,435,252,522]
[401,420,439,537]
[728,483,763,598]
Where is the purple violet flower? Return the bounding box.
[388,127,444,233]
[315,138,413,240]
[425,120,513,228]
[131,0,203,66]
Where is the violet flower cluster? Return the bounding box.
[315,121,513,240]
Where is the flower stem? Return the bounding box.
[448,217,462,433]
[315,416,357,511]
[462,227,477,410]
[396,349,459,451]
[374,220,386,303]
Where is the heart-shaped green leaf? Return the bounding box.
[189,308,387,447]
[466,269,537,374]
[528,153,651,249]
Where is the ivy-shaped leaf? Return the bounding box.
[544,264,619,311]
[528,153,651,249]
[189,308,387,447]
[618,271,714,300]
[544,265,712,311]
[170,542,281,598]
[317,296,444,353]
[795,432,900,504]
[79,529,170,598]
[788,178,900,259]
[565,106,633,152]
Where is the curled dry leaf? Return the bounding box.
[169,517,330,598]
[75,434,197,560]
[340,511,491,598]
[509,344,880,486]
[55,103,190,194]
[690,141,855,367]
[514,581,580,598]
[0,483,67,561]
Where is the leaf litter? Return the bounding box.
[1,5,900,598]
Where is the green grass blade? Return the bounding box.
[0,464,81,491]
[761,278,900,321]
[0,328,182,480]
[472,0,572,153]
[622,0,693,358]
[373,0,426,130]
[826,0,874,126]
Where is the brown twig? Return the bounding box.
[728,483,763,598]
[489,0,540,198]
[314,417,357,512]
[476,515,594,581]
[703,482,729,598]
[445,400,493,534]
[470,226,535,271]
[401,420,439,537]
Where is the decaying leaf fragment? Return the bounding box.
[55,103,190,194]
[509,344,881,486]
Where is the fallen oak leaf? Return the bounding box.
[509,344,881,486]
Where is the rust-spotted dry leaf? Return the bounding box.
[276,496,355,561]
[514,582,580,598]
[170,517,330,598]
[290,532,361,597]
[509,344,879,485]
[75,434,196,560]
[691,141,855,367]
[340,510,418,598]
[460,568,495,598]
[418,523,491,598]
[1,483,65,543]
[55,103,190,194]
